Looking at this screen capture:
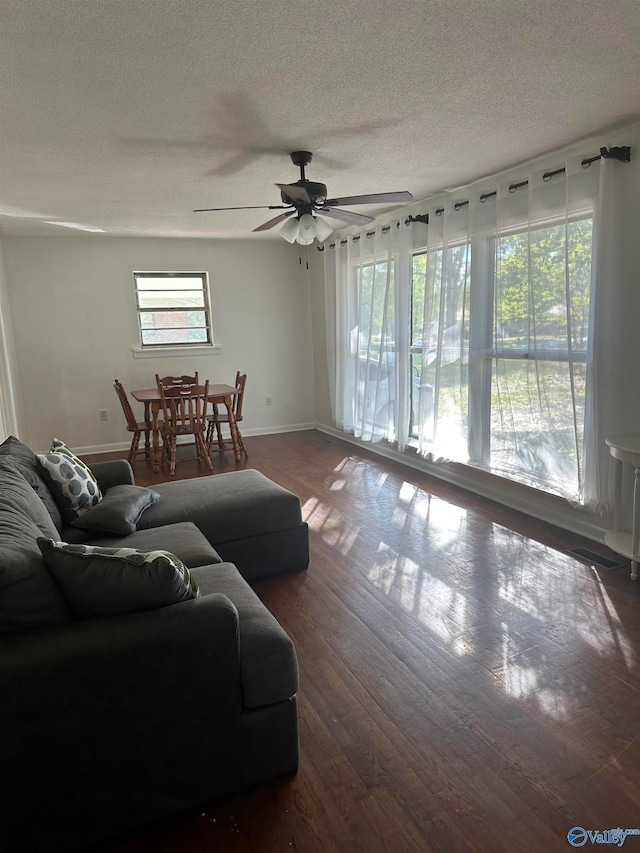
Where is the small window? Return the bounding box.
[133,271,212,348]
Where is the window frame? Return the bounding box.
[133,271,214,350]
[409,238,473,442]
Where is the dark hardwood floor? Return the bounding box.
[85,430,640,852]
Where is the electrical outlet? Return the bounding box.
[99,409,108,421]
[265,396,272,406]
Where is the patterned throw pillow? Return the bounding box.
[38,538,200,619]
[36,439,102,524]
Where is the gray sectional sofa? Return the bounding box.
[0,436,308,852]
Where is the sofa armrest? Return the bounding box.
[89,458,135,491]
[0,591,244,850]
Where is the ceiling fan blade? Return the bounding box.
[275,183,311,205]
[253,211,296,232]
[324,191,414,206]
[319,207,375,225]
[193,204,290,213]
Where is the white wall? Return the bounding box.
[0,241,21,441]
[1,236,316,452]
[309,250,332,426]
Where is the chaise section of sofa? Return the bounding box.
[136,468,310,580]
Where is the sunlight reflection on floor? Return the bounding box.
[302,495,360,555]
[303,456,637,724]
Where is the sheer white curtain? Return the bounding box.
[585,128,640,513]
[325,125,638,510]
[401,149,632,506]
[413,156,606,502]
[413,201,471,462]
[482,157,599,501]
[324,222,413,448]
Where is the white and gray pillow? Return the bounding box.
[36,438,102,524]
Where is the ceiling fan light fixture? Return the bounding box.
[280,212,330,245]
[279,217,300,243]
[314,216,333,242]
[298,213,316,239]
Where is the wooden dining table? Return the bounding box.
[132,383,241,472]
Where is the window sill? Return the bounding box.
[131,344,221,359]
[405,436,576,502]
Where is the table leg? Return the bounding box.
[612,457,623,531]
[632,466,640,580]
[151,401,161,473]
[224,396,242,463]
[143,402,152,459]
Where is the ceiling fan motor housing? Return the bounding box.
[280,180,328,208]
[194,149,413,233]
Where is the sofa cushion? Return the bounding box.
[0,435,63,531]
[36,439,102,524]
[138,469,303,544]
[38,538,201,619]
[191,562,298,708]
[71,485,161,536]
[66,521,223,567]
[0,461,72,633]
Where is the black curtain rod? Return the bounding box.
[318,223,396,250]
[319,145,630,250]
[404,145,631,227]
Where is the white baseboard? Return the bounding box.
[74,441,132,456]
[242,422,316,437]
[74,423,317,457]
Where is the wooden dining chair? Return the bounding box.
[155,372,199,390]
[157,379,213,476]
[113,379,153,469]
[206,371,248,456]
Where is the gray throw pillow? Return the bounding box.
[37,538,200,619]
[70,485,161,536]
[36,438,102,524]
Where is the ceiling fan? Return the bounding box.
[193,151,414,244]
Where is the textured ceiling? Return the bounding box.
[1,0,639,238]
